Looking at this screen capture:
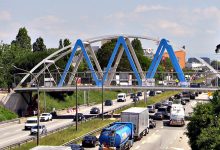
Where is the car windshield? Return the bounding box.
[32,126,43,129]
[147,106,152,108]
[118,95,123,98]
[158,108,167,112]
[41,114,49,116]
[27,120,37,123]
[156,112,162,115]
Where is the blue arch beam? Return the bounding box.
[103,36,142,86]
[58,39,100,87]
[146,39,186,83]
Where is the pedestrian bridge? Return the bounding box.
[15,34,187,90]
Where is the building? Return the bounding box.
[143,48,154,59]
[162,50,186,69]
[188,57,210,64]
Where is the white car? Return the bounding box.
[24,117,38,130]
[40,113,52,122]
[30,125,47,135]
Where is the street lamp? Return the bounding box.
[101,75,104,120]
[13,65,41,145]
[75,77,79,131]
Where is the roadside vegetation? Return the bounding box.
[12,119,115,150]
[115,91,180,114]
[186,91,220,150]
[0,105,17,121]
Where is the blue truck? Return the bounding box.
[99,122,134,150]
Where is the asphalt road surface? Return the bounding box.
[85,93,209,150]
[0,92,145,148]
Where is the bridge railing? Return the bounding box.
[13,71,219,88]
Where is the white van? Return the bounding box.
[25,117,38,130]
[117,93,126,102]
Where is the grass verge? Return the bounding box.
[40,90,119,112]
[0,105,17,122]
[115,91,180,114]
[13,119,115,150]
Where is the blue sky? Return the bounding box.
[0,0,220,59]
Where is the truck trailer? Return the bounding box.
[99,122,134,150]
[121,107,149,140]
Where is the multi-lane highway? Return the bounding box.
[129,93,208,150]
[0,93,145,149]
[86,93,208,150]
[0,92,208,149]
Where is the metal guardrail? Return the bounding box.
[1,92,179,149]
[1,116,98,150]
[0,118,20,125]
[62,121,116,146]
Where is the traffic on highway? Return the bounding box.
[0,90,208,150]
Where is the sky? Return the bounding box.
[0,0,220,60]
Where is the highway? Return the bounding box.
[130,93,208,150]
[0,92,208,149]
[86,93,208,150]
[0,93,144,149]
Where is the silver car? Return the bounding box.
[30,125,47,135]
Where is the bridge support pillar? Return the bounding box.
[144,91,147,104]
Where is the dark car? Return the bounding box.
[169,96,175,101]
[147,105,155,113]
[137,92,142,96]
[90,107,100,114]
[130,93,136,98]
[157,106,169,118]
[149,91,156,96]
[104,100,113,106]
[155,102,162,109]
[133,96,140,102]
[70,144,84,150]
[82,135,99,147]
[181,99,186,105]
[73,113,85,121]
[154,112,164,120]
[174,93,182,99]
[190,93,196,99]
[149,119,156,128]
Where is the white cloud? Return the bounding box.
[134,5,169,13]
[0,11,11,21]
[193,7,220,18]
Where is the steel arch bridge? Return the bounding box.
[17,34,186,88]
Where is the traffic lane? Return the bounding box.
[131,121,186,150]
[0,93,140,148]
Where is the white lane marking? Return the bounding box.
[156,130,159,132]
[135,145,140,149]
[170,147,184,150]
[160,126,163,129]
[141,140,146,144]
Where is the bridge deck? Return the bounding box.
[14,86,219,92]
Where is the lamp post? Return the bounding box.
[13,65,40,145]
[101,76,104,120]
[75,76,78,131]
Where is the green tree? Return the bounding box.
[186,103,214,150]
[11,27,31,51]
[96,40,117,70]
[131,38,144,56]
[58,39,63,49]
[63,38,71,47]
[33,37,47,52]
